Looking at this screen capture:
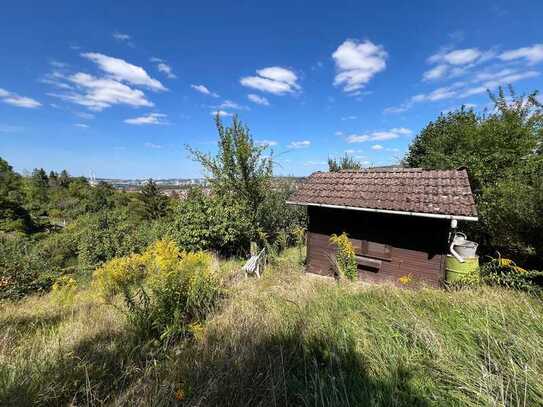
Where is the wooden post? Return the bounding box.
[250,241,258,257]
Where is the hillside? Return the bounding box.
[1,249,542,406]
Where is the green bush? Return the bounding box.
[169,187,253,256]
[480,256,543,293]
[76,209,161,269]
[93,240,221,340]
[0,236,58,300]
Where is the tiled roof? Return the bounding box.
[288,168,478,218]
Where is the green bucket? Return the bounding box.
[446,255,479,283]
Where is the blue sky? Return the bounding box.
[1,1,542,179]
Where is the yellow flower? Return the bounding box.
[399,274,413,285]
[175,388,185,401]
[499,258,513,267]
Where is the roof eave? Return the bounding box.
[286,201,479,222]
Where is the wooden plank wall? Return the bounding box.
[306,206,450,287]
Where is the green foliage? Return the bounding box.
[329,232,358,280]
[186,116,305,254]
[0,236,58,299]
[188,114,273,226]
[76,208,161,269]
[93,240,221,340]
[405,87,543,265]
[168,187,253,256]
[136,179,169,220]
[50,275,78,307]
[3,250,543,406]
[328,153,363,172]
[0,157,34,233]
[480,256,543,293]
[23,168,49,216]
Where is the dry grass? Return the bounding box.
[1,248,543,406]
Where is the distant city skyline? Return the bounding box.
[2,1,543,178]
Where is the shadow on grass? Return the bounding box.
[0,312,65,339]
[181,327,431,407]
[0,328,158,406]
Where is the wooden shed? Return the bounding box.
[287,168,478,287]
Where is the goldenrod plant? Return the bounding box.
[93,240,220,340]
[329,232,358,280]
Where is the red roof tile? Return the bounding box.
[288,168,478,218]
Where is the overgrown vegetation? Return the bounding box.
[328,153,363,171]
[93,240,221,340]
[406,87,543,268]
[2,98,543,405]
[0,115,304,299]
[329,232,358,280]
[2,250,543,406]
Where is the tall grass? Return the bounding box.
[1,248,542,406]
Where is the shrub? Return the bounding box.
[76,209,159,269]
[93,240,221,340]
[0,236,58,300]
[168,188,253,256]
[329,232,357,280]
[51,275,78,307]
[480,255,543,293]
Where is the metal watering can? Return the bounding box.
[449,232,478,263]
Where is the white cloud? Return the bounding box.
[371,144,384,150]
[82,52,166,91]
[423,48,497,82]
[191,84,219,97]
[346,127,412,143]
[150,57,176,79]
[429,48,481,65]
[247,94,270,106]
[346,134,370,143]
[383,105,409,114]
[50,72,154,111]
[240,66,300,95]
[412,86,457,102]
[217,99,247,110]
[157,63,175,79]
[423,64,448,81]
[74,123,89,128]
[500,44,543,64]
[288,140,311,149]
[210,110,232,117]
[75,111,95,120]
[144,142,162,149]
[113,32,131,42]
[0,88,41,108]
[341,115,357,120]
[332,39,387,93]
[256,139,278,147]
[124,112,168,125]
[389,127,412,135]
[460,70,539,97]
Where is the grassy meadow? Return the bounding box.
[1,248,543,406]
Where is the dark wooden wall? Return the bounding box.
[306,206,450,287]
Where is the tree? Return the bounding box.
[138,179,169,220]
[48,171,59,187]
[405,87,543,265]
[58,170,70,187]
[24,168,49,216]
[188,114,272,225]
[328,154,363,172]
[0,157,34,233]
